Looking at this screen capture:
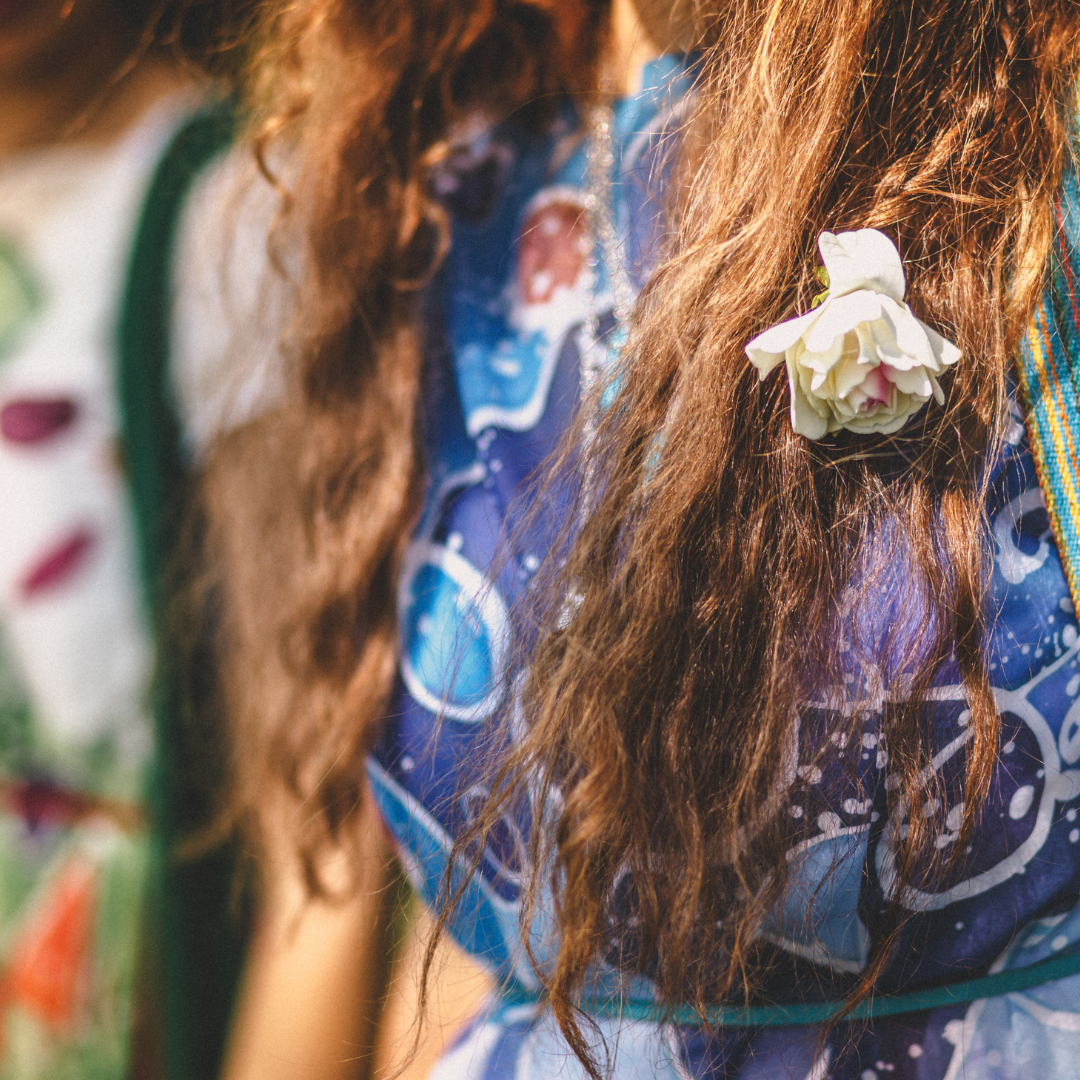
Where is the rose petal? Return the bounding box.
[852,321,900,372]
[801,334,846,377]
[859,365,892,406]
[832,347,876,400]
[798,360,836,401]
[868,300,920,367]
[818,229,906,301]
[929,372,945,405]
[833,390,861,420]
[745,308,820,374]
[868,408,915,435]
[788,359,829,439]
[883,362,933,399]
[879,299,938,370]
[797,357,830,398]
[922,323,962,369]
[802,291,883,353]
[745,348,785,378]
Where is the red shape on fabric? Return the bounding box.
[18,529,95,599]
[518,200,589,305]
[0,776,143,835]
[0,399,77,444]
[5,859,97,1031]
[6,778,93,832]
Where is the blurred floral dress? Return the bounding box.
[0,94,198,1078]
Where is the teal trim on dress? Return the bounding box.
[497,941,1080,1027]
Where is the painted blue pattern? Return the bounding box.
[370,59,1080,1078]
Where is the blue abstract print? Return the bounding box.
[370,59,1080,1079]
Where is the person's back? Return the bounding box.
[207,2,1080,1078]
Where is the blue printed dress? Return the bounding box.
[370,59,1080,1079]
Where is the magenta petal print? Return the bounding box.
[18,528,95,599]
[1,398,78,444]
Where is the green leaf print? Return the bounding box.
[0,628,34,777]
[0,239,41,360]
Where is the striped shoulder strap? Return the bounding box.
[1018,148,1080,610]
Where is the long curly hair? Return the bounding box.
[201,0,1080,1065]
[197,0,606,880]
[460,0,1080,1067]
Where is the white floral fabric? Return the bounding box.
[0,94,192,1078]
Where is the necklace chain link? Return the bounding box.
[581,100,636,406]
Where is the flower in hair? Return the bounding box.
[744,229,960,439]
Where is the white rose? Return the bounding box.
[744,229,960,439]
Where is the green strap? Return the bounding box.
[118,104,234,586]
[499,943,1080,1028]
[116,102,245,1080]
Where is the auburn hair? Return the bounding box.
[196,0,606,879]
[200,0,1080,1066]
[464,0,1080,1068]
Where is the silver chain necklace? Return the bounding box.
[581,99,638,409]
